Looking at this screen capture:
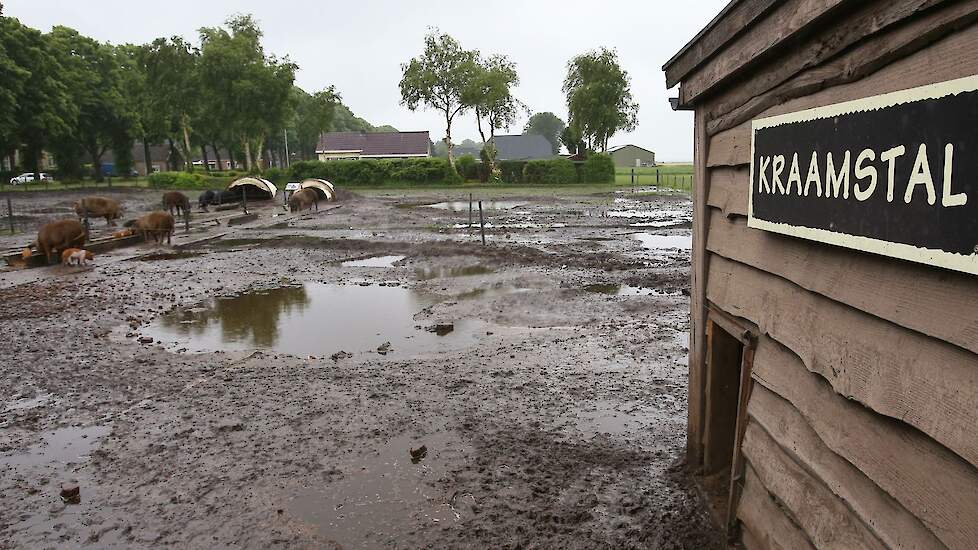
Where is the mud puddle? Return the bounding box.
[342,255,406,268]
[424,200,525,211]
[572,400,664,439]
[584,283,682,297]
[287,430,469,548]
[1,424,111,469]
[144,283,485,357]
[414,265,493,280]
[633,233,692,250]
[130,251,207,261]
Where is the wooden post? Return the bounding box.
[687,108,711,465]
[468,193,473,229]
[631,168,635,185]
[478,200,486,246]
[184,209,190,233]
[241,188,248,215]
[656,169,660,184]
[6,195,13,234]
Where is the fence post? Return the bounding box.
[184,209,190,233]
[478,200,486,246]
[241,188,248,214]
[468,193,473,229]
[656,169,660,184]
[6,195,13,235]
[630,168,634,185]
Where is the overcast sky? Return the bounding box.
[5,0,728,161]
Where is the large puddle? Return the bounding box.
[633,233,692,250]
[288,430,468,547]
[0,424,111,469]
[424,201,525,211]
[144,283,483,357]
[342,255,406,268]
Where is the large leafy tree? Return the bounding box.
[399,31,478,168]
[524,112,566,155]
[47,27,138,182]
[464,54,525,178]
[292,86,340,160]
[117,43,168,175]
[560,125,585,156]
[140,37,200,172]
[0,16,75,179]
[199,15,296,171]
[563,48,638,152]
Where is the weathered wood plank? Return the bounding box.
[664,0,780,88]
[743,420,887,549]
[706,210,978,354]
[688,109,711,465]
[748,383,945,549]
[705,126,749,168]
[740,523,764,550]
[750,336,978,549]
[703,0,969,132]
[737,465,816,550]
[707,254,978,468]
[704,17,978,161]
[705,166,748,217]
[680,0,847,105]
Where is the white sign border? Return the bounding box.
[747,74,978,276]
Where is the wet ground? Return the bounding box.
[0,186,721,548]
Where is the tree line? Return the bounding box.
[0,11,367,182]
[399,30,638,178]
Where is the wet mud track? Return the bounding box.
[0,188,721,548]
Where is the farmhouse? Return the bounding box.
[664,2,978,548]
[608,144,656,167]
[490,134,554,161]
[316,131,431,161]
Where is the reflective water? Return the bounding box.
[0,424,111,469]
[414,265,493,280]
[424,201,525,211]
[288,430,468,548]
[342,255,406,268]
[633,233,692,250]
[145,283,482,357]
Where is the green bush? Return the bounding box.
[455,155,478,181]
[497,160,527,183]
[287,157,461,185]
[522,158,577,184]
[582,153,615,183]
[263,167,287,185]
[147,171,209,189]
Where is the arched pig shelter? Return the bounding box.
[300,179,336,201]
[227,177,278,201]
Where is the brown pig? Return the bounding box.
[288,188,319,213]
[130,211,175,245]
[29,219,88,264]
[162,191,191,217]
[74,196,122,226]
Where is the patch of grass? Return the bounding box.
[614,163,694,190]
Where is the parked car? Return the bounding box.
[9,172,54,185]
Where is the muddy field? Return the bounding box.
[0,186,721,549]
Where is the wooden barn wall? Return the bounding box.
[685,4,978,548]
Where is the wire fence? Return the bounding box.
[617,168,694,191]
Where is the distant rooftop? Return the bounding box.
[316,131,430,157]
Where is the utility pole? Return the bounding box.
[283,128,291,168]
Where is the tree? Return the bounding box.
[47,27,138,182]
[117,43,167,176]
[563,48,638,152]
[140,37,200,172]
[0,16,75,180]
[560,125,585,156]
[524,112,566,155]
[465,54,525,179]
[292,85,339,160]
[399,30,479,168]
[199,15,296,172]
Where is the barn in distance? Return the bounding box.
[664,2,978,548]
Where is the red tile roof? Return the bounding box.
[316,131,431,157]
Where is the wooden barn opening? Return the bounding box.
[696,308,755,536]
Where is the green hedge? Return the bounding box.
[148,171,209,189]
[582,153,615,183]
[497,160,527,183]
[522,158,577,184]
[263,167,287,185]
[455,155,478,181]
[287,157,460,185]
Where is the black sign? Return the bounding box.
[749,76,978,275]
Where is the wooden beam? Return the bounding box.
[737,465,816,550]
[679,0,849,106]
[749,383,945,550]
[701,0,962,131]
[705,166,749,217]
[664,0,780,88]
[743,420,888,549]
[725,339,756,538]
[707,210,978,355]
[687,108,712,466]
[752,336,978,549]
[708,254,978,468]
